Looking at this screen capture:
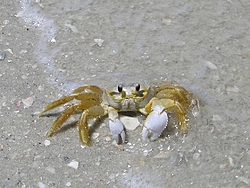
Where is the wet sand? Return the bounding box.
[1,1,250,187]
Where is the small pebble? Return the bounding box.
[193,153,200,160]
[94,39,104,46]
[80,145,86,149]
[143,150,150,156]
[21,75,28,80]
[0,51,6,61]
[3,20,9,25]
[109,173,116,182]
[45,166,55,174]
[67,160,79,170]
[50,38,56,43]
[37,182,46,188]
[105,136,111,142]
[228,156,234,167]
[92,132,99,139]
[6,48,13,54]
[22,96,34,107]
[66,182,71,187]
[44,139,51,146]
[64,156,70,162]
[162,18,172,25]
[226,85,240,93]
[15,11,23,18]
[19,49,27,54]
[204,60,217,70]
[14,100,22,108]
[65,23,79,33]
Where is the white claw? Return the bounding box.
[142,105,168,141]
[108,108,126,144]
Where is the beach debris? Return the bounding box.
[0,51,6,61]
[67,160,79,170]
[22,96,34,107]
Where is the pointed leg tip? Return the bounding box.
[179,123,188,133]
[150,133,160,141]
[113,136,119,144]
[39,110,47,117]
[120,131,126,144]
[80,135,91,147]
[46,131,53,138]
[82,140,91,147]
[86,142,91,147]
[141,127,149,141]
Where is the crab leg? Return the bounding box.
[159,98,188,131]
[78,106,105,146]
[72,85,103,94]
[108,107,126,144]
[39,93,99,116]
[155,85,193,110]
[46,104,79,137]
[39,95,76,116]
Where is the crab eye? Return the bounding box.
[118,84,123,92]
[135,83,140,91]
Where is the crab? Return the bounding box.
[39,83,199,146]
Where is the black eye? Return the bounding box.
[135,83,140,91]
[118,84,123,92]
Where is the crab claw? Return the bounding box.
[142,105,168,141]
[108,108,126,144]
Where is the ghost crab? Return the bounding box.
[39,83,199,146]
